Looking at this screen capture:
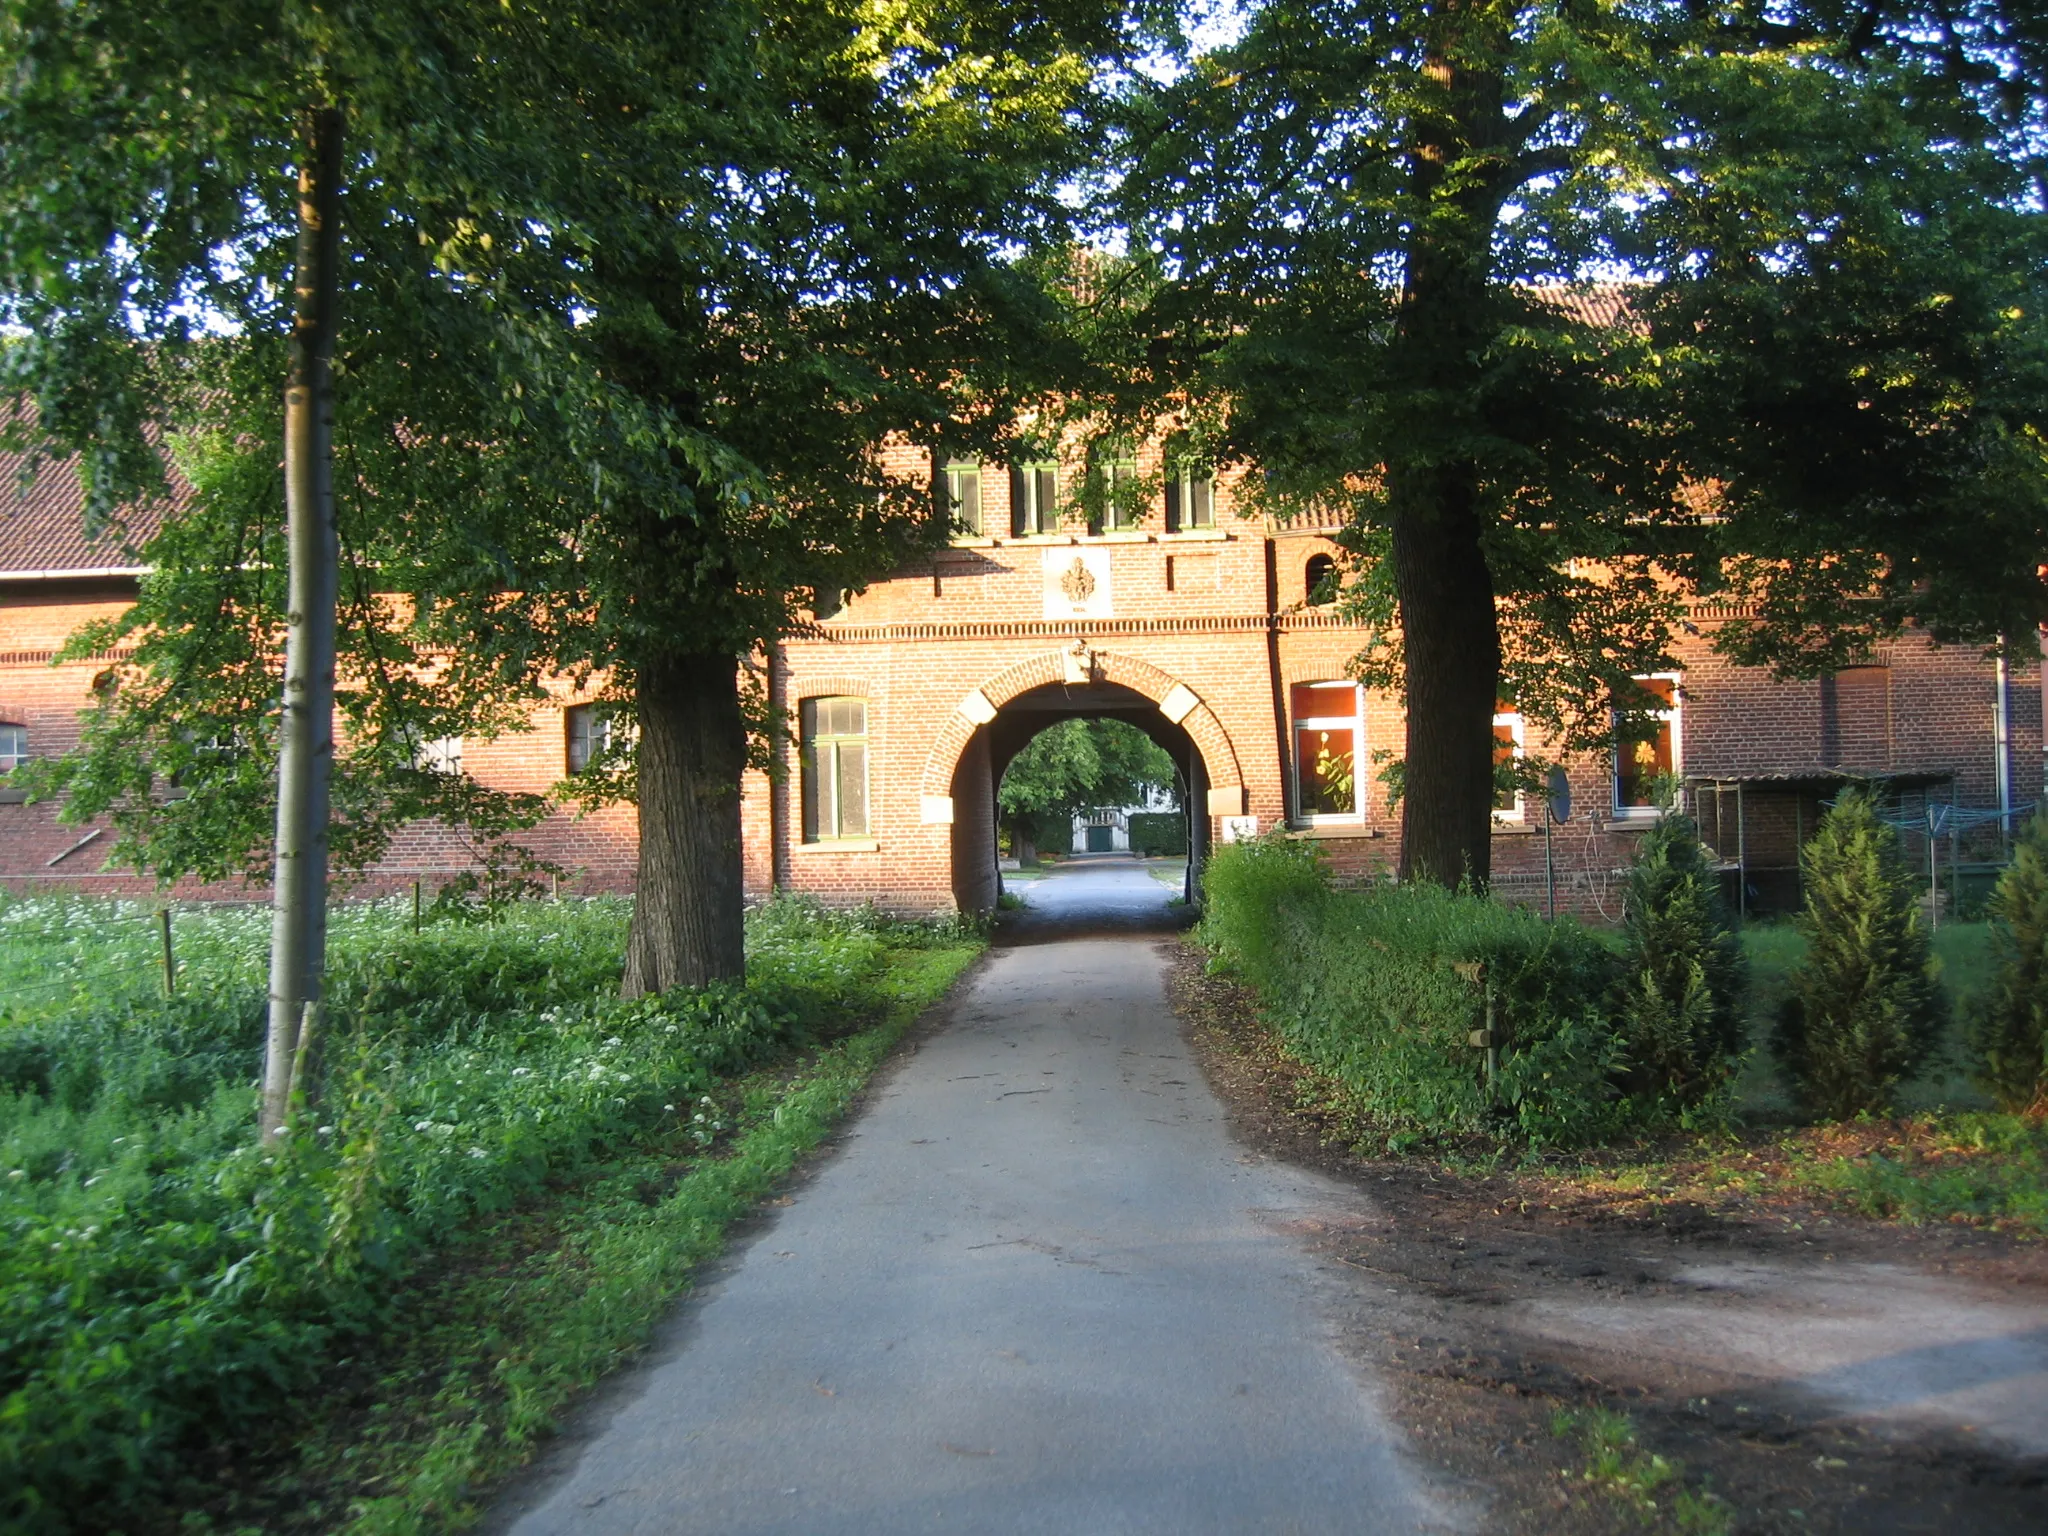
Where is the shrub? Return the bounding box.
[1612,809,1747,1113]
[0,893,965,1531]
[1128,811,1187,857]
[1968,808,2048,1112]
[1773,790,1944,1119]
[1201,838,1630,1147]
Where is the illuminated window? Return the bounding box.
[1166,467,1214,530]
[942,460,982,536]
[1614,676,1681,813]
[1010,461,1059,536]
[1291,681,1364,820]
[1493,706,1525,820]
[802,696,870,841]
[567,705,611,773]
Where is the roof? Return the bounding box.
[1524,282,1642,332]
[1685,768,1954,791]
[0,442,170,578]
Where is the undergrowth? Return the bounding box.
[0,892,977,1533]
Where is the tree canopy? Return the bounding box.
[998,720,1180,832]
[1106,0,2048,884]
[2,0,1153,988]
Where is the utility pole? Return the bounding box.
[261,105,343,1142]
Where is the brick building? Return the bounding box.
[3,430,2040,918]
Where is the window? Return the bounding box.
[1095,446,1140,532]
[399,728,463,775]
[1305,553,1338,605]
[1166,467,1214,531]
[1291,681,1364,820]
[1613,676,1680,813]
[0,723,25,774]
[567,705,612,773]
[801,696,869,841]
[1492,705,1525,821]
[1010,461,1059,536]
[942,460,982,536]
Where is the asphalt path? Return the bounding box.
[494,860,1443,1535]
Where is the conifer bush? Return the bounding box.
[1967,808,2048,1112]
[1613,807,1747,1113]
[1773,790,1944,1118]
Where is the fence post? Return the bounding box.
[413,878,422,933]
[159,908,175,997]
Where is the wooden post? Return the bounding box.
[159,907,175,997]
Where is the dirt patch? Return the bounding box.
[1166,939,2048,1535]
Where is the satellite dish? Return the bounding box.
[1546,765,1572,823]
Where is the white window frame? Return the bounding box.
[1492,709,1526,822]
[566,704,612,774]
[0,722,26,774]
[1612,673,1682,819]
[1291,681,1366,823]
[802,696,871,842]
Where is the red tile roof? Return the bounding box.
[0,443,172,577]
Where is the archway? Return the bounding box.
[916,647,1247,913]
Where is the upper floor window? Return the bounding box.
[802,696,870,841]
[1165,467,1214,531]
[1492,705,1525,821]
[1305,553,1338,605]
[413,734,463,775]
[942,459,982,536]
[1094,445,1141,532]
[0,722,26,773]
[1614,675,1680,814]
[567,704,612,773]
[1010,461,1059,536]
[1291,681,1364,820]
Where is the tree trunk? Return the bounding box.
[622,651,748,997]
[262,105,343,1141]
[1390,462,1501,886]
[1388,13,1509,889]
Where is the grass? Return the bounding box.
[1551,1407,1732,1535]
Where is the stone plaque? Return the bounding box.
[1042,547,1113,621]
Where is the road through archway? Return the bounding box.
[494,863,1441,1534]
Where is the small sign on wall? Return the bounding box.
[1042,547,1114,621]
[1220,815,1259,844]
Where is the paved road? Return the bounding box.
[495,862,1442,1535]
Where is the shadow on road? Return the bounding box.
[993,855,1195,947]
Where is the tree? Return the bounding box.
[1113,0,2048,887]
[1614,803,1747,1112]
[1968,808,2048,1113]
[1774,789,1944,1119]
[998,719,1178,864]
[3,0,1147,1050]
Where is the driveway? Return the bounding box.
[492,863,1446,1535]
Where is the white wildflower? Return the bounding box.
[416,1120,435,1132]
[511,1067,532,1077]
[468,1147,487,1159]
[6,1170,24,1180]
[664,1104,675,1112]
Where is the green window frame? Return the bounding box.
[942,459,982,536]
[802,696,870,841]
[1165,467,1214,530]
[1010,461,1059,536]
